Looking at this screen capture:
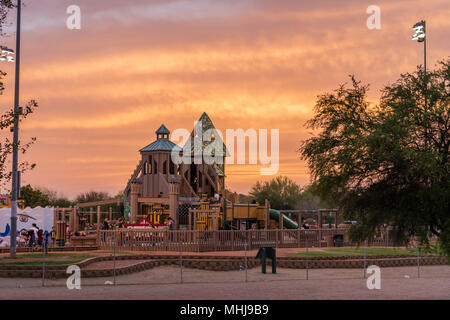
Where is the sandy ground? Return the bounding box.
[1,265,449,300]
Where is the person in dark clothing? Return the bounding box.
[167,217,175,242]
[103,220,109,230]
[43,230,50,248]
[27,230,34,247]
[36,229,43,246]
[168,217,175,230]
[28,223,38,247]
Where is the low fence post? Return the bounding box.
[417,245,420,279]
[214,231,218,251]
[231,230,234,251]
[363,240,367,279]
[42,243,46,287]
[180,239,183,284]
[113,231,116,285]
[275,229,279,248]
[306,237,309,280]
[244,240,248,283]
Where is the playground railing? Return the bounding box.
[97,228,395,252]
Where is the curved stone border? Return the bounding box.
[0,254,448,278]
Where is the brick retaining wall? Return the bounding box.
[0,254,447,278]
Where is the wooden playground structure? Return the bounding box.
[52,197,347,251]
[51,113,346,251]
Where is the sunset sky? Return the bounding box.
[0,0,449,199]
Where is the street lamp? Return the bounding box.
[0,46,15,62]
[412,20,429,131]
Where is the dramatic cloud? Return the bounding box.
[0,0,448,197]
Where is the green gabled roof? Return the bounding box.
[155,124,170,135]
[183,112,230,157]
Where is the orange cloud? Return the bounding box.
[0,0,448,198]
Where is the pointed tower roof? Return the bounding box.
[155,124,170,135]
[183,112,230,157]
[140,124,182,152]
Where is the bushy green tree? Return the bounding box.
[51,198,74,208]
[249,176,302,209]
[300,60,450,256]
[20,184,51,208]
[36,186,74,207]
[296,184,331,210]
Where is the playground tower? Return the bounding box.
[124,113,229,222]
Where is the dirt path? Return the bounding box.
[1,265,449,300]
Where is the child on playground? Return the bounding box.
[50,227,56,245]
[43,230,50,248]
[19,231,27,246]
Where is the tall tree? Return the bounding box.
[75,190,110,204]
[300,60,450,256]
[0,1,14,36]
[296,184,330,210]
[36,186,74,207]
[20,184,50,208]
[249,176,302,209]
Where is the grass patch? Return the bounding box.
[1,253,94,259]
[0,260,88,266]
[0,252,94,266]
[289,247,421,258]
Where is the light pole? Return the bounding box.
[9,0,22,259]
[412,20,426,74]
[412,20,430,147]
[412,20,427,108]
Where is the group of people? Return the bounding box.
[19,223,56,247]
[100,217,175,230]
[100,217,126,230]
